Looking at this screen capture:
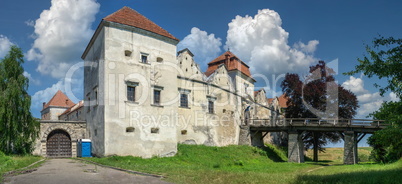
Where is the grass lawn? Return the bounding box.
[0,152,43,182]
[305,147,373,164]
[84,144,402,184]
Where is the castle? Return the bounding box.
[34,7,287,158]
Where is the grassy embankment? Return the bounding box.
[0,152,43,181]
[85,144,402,184]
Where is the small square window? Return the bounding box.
[126,127,135,133]
[151,127,159,134]
[141,55,148,63]
[125,50,132,57]
[181,130,187,135]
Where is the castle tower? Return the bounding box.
[41,90,75,120]
[82,7,179,157]
[205,51,256,99]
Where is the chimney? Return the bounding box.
[225,53,230,67]
[66,99,69,105]
[42,102,46,108]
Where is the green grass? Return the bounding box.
[86,144,315,183]
[85,145,402,184]
[305,147,373,164]
[295,160,402,184]
[0,152,43,182]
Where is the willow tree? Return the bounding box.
[0,45,39,154]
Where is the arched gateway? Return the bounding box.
[46,129,72,157]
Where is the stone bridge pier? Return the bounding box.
[343,131,358,164]
[288,131,304,163]
[240,127,372,164]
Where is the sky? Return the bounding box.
[0,0,401,147]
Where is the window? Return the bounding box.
[180,93,188,108]
[126,81,138,102]
[141,55,147,63]
[127,86,135,101]
[125,50,132,57]
[126,127,135,133]
[208,100,214,114]
[140,53,149,63]
[244,83,249,94]
[151,128,159,134]
[152,85,163,106]
[154,90,161,105]
[95,91,98,105]
[179,88,191,108]
[207,95,217,114]
[181,130,187,135]
[87,97,91,112]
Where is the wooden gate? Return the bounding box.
[46,129,72,157]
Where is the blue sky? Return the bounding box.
[1,0,401,146]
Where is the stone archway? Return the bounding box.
[41,125,78,157]
[46,129,72,157]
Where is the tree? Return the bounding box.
[346,36,402,163]
[0,45,39,154]
[281,61,359,161]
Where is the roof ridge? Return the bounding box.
[103,6,179,41]
[43,90,75,109]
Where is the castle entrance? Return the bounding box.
[46,129,72,157]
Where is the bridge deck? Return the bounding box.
[249,118,388,133]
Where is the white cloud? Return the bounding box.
[0,35,14,58]
[177,27,222,67]
[341,76,367,95]
[293,40,319,54]
[357,100,383,118]
[342,76,398,118]
[25,20,35,27]
[31,80,65,113]
[23,71,41,85]
[225,9,319,76]
[27,0,100,78]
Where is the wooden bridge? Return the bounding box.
[239,118,388,164]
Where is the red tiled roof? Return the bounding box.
[254,91,259,97]
[205,51,253,79]
[43,90,75,109]
[254,89,265,97]
[60,100,84,116]
[267,94,288,108]
[104,6,179,41]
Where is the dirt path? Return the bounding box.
[3,159,170,184]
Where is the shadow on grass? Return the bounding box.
[293,168,402,184]
[261,146,286,162]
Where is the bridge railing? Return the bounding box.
[249,118,387,127]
